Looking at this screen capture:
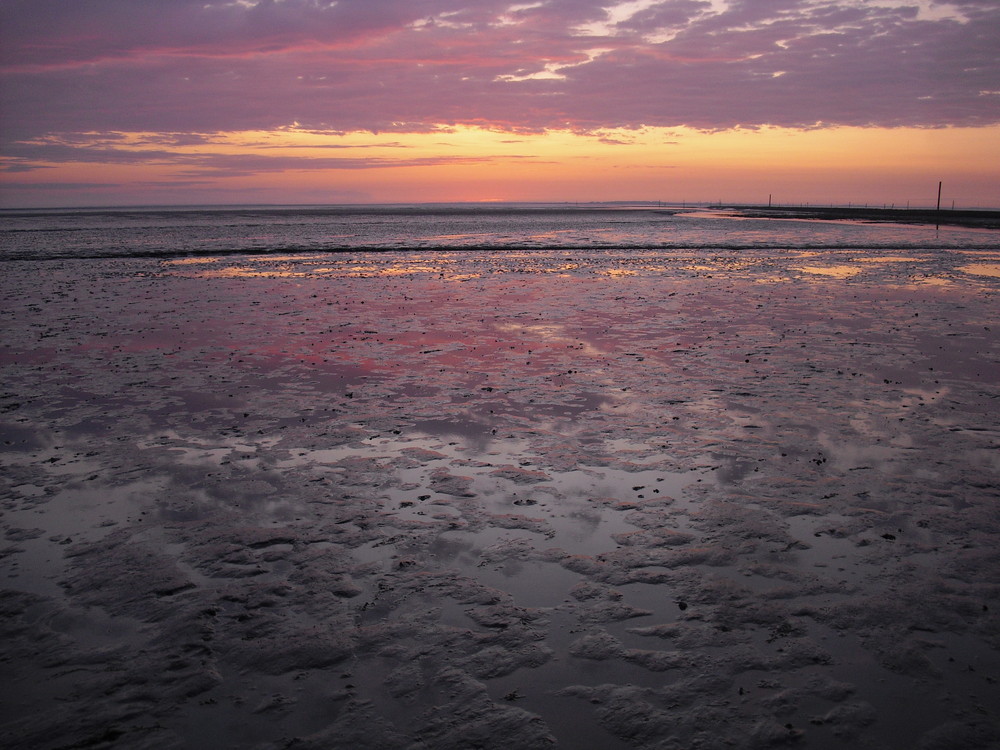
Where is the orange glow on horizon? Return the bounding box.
[3,124,999,208]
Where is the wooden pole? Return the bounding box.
[936,181,942,230]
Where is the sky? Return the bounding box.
[1,0,998,208]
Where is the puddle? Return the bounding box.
[3,477,161,597]
[958,263,1000,278]
[793,265,863,278]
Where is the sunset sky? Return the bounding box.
[1,0,998,208]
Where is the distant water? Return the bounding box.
[1,203,997,261]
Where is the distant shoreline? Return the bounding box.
[3,203,1000,230]
[721,204,1000,230]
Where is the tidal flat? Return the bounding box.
[2,247,1000,749]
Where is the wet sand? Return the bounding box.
[2,247,1000,749]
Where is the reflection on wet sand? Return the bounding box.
[161,245,1000,290]
[2,247,999,749]
[792,264,862,278]
[958,263,1000,278]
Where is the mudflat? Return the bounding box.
[2,248,999,749]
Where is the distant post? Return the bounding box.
[768,194,772,208]
[936,181,942,230]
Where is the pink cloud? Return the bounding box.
[1,0,998,161]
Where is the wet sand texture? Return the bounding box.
[2,248,1000,749]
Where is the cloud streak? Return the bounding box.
[1,137,542,178]
[1,0,997,147]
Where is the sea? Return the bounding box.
[1,203,997,261]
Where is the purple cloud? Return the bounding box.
[1,0,998,156]
[1,135,549,179]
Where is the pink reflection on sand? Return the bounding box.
[493,322,609,357]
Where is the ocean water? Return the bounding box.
[1,203,997,260]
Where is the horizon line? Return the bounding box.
[4,200,1000,212]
